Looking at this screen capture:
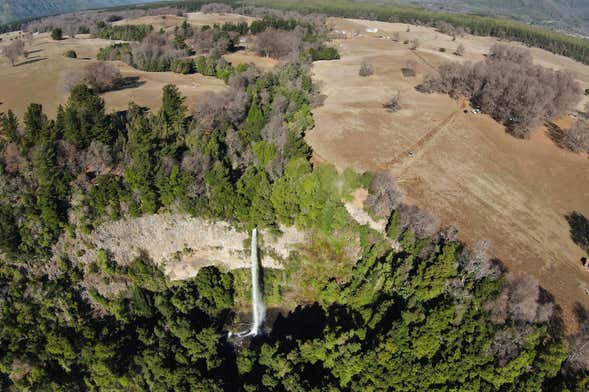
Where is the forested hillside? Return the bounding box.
[1,4,589,391]
[388,0,589,36]
[0,0,159,24]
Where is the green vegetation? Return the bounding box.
[50,27,63,40]
[250,15,306,34]
[96,24,153,41]
[309,46,340,61]
[96,42,131,61]
[64,49,77,58]
[0,3,588,390]
[171,58,196,74]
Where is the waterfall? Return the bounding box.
[228,228,265,339]
[249,228,265,336]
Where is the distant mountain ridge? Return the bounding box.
[397,0,589,36]
[0,0,160,24]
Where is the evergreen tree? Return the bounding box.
[0,110,19,143]
[63,85,110,149]
[160,84,186,127]
[22,103,47,149]
[240,96,265,143]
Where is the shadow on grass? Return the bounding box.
[15,57,47,66]
[565,211,589,254]
[114,76,145,91]
[25,49,43,56]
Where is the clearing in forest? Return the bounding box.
[308,17,589,329]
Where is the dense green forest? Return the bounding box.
[95,24,153,41]
[1,5,589,391]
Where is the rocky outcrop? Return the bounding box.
[57,214,307,280]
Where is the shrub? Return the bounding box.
[409,39,420,50]
[455,43,465,56]
[171,58,195,74]
[359,62,374,77]
[64,50,77,59]
[310,46,340,61]
[403,40,409,44]
[97,43,131,61]
[439,47,446,52]
[585,88,589,96]
[51,28,63,40]
[384,93,401,112]
[560,120,589,153]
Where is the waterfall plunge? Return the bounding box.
[249,228,265,336]
[229,228,265,339]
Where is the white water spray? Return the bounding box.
[249,228,265,336]
[229,228,265,339]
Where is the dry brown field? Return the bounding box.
[224,51,279,71]
[308,17,589,329]
[0,32,226,118]
[0,12,274,119]
[113,12,257,32]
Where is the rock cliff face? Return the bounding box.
[57,214,306,280]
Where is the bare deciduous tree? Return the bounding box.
[200,3,234,14]
[130,33,186,72]
[460,239,501,280]
[193,85,250,132]
[254,27,304,59]
[560,120,589,153]
[489,324,535,366]
[58,62,122,93]
[419,44,582,137]
[82,141,113,174]
[181,150,211,198]
[3,39,25,66]
[485,273,554,325]
[56,140,80,172]
[565,304,589,371]
[398,204,440,238]
[365,172,401,219]
[85,62,122,93]
[58,69,85,94]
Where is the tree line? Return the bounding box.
[419,44,582,138]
